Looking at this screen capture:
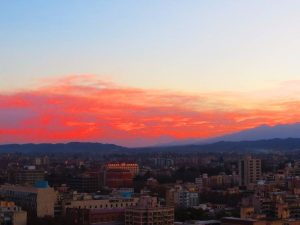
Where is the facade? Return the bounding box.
[0,201,27,225]
[175,221,221,225]
[105,163,139,176]
[239,156,262,187]
[62,194,139,214]
[154,158,174,168]
[66,208,125,225]
[68,174,100,193]
[221,217,265,225]
[174,191,199,208]
[125,196,174,225]
[166,185,199,208]
[15,166,45,185]
[103,162,139,189]
[221,217,300,225]
[104,169,134,189]
[0,182,57,218]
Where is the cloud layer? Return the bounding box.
[1,75,300,147]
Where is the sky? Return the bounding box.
[1,1,300,146]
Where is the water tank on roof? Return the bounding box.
[34,180,49,188]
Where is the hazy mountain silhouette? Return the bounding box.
[157,123,300,146]
[2,123,300,153]
[1,138,300,154]
[196,122,300,144]
[0,142,127,154]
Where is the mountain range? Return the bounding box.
[1,122,300,153]
[168,122,300,146]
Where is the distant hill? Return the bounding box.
[199,122,300,144]
[2,138,300,154]
[163,122,300,146]
[138,138,300,153]
[0,142,127,154]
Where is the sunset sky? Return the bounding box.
[1,1,300,146]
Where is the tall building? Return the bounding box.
[103,163,139,189]
[125,196,174,225]
[104,169,134,189]
[105,163,139,176]
[239,156,262,187]
[0,181,57,218]
[68,174,100,193]
[16,166,45,185]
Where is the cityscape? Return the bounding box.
[1,1,300,225]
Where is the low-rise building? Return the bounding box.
[66,208,125,225]
[125,196,174,225]
[62,193,139,215]
[0,201,27,225]
[0,181,57,217]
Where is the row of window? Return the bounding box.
[69,202,137,209]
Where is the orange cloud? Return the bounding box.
[1,75,300,147]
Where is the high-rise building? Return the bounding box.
[68,174,100,193]
[16,166,45,185]
[104,163,139,176]
[239,156,262,187]
[125,196,174,225]
[103,163,139,189]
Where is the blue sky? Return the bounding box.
[1,0,300,92]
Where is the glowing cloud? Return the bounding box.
[1,75,300,147]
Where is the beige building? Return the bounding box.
[125,196,174,225]
[0,201,27,225]
[239,156,262,187]
[62,193,139,214]
[0,182,57,218]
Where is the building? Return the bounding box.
[62,193,139,215]
[125,196,174,225]
[34,156,49,166]
[105,163,139,176]
[221,217,265,225]
[0,181,57,217]
[239,156,262,187]
[15,166,45,185]
[68,174,100,193]
[154,158,174,168]
[0,201,27,225]
[166,185,199,208]
[174,191,199,208]
[103,163,139,189]
[104,169,135,189]
[175,221,221,225]
[221,217,300,225]
[66,208,125,225]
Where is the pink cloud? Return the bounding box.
[1,75,300,147]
